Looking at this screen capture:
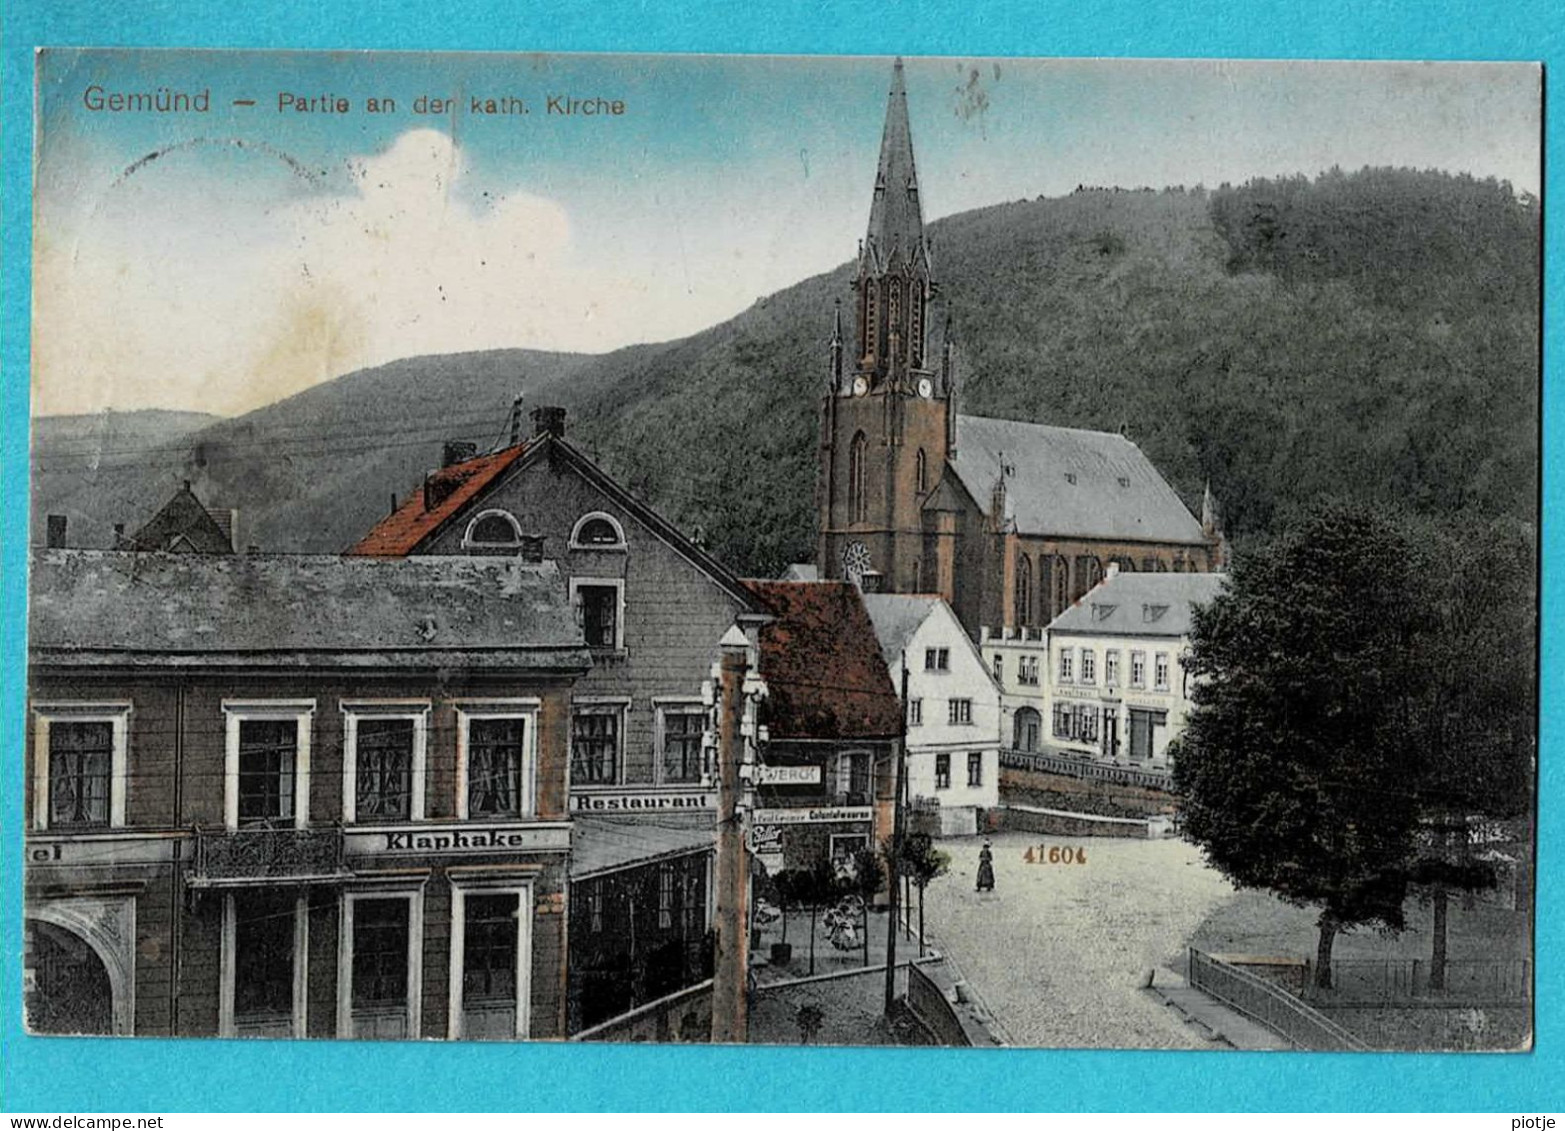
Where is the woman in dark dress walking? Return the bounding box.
[976,840,995,892]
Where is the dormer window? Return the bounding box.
[569,512,627,551]
[1143,604,1170,624]
[1092,603,1116,623]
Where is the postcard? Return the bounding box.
[24,48,1538,1051]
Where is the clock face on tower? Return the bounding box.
[917,377,933,398]
[842,541,872,588]
[852,376,869,397]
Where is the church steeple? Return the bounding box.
[854,58,933,390]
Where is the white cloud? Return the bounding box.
[31,127,741,417]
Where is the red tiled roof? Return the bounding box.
[346,443,533,557]
[744,580,903,742]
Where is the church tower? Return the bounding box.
[817,59,952,593]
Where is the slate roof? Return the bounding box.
[1047,569,1228,639]
[743,580,903,742]
[860,593,940,671]
[29,549,590,670]
[946,414,1208,544]
[125,483,235,554]
[571,814,715,880]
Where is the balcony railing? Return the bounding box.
[189,824,347,885]
[999,748,1173,792]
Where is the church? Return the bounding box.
[815,61,1225,638]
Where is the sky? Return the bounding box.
[31,49,1541,418]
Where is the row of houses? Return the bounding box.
[25,404,1226,1041]
[23,408,906,1040]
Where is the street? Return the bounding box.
[923,831,1238,1048]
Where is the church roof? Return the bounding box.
[947,414,1208,544]
[863,59,927,274]
[1048,569,1228,639]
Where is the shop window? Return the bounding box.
[224,890,303,1038]
[345,894,419,1040]
[451,885,530,1040]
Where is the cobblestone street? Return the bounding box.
[922,832,1239,1048]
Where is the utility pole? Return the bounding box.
[884,660,909,1016]
[711,627,751,1044]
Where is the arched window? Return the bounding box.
[910,279,925,368]
[915,448,928,494]
[1014,553,1033,626]
[570,512,626,550]
[1050,555,1069,621]
[848,432,869,524]
[466,510,522,547]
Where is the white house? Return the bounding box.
[1042,567,1227,770]
[862,594,1002,835]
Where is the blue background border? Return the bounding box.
[2,0,1557,1113]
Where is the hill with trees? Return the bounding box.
[31,167,1539,573]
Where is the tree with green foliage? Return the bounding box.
[1173,499,1433,989]
[895,833,950,957]
[1400,514,1536,988]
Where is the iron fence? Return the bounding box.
[1302,958,1530,1007]
[999,748,1173,792]
[1187,948,1369,1051]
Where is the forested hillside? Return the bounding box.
[32,168,1539,576]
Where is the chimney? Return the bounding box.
[507,393,526,447]
[442,440,478,467]
[531,406,567,439]
[45,514,67,549]
[1106,561,1120,580]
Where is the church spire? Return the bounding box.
[863,58,927,274]
[854,58,933,390]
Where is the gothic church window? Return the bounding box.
[1015,554,1032,626]
[848,432,869,524]
[915,448,927,494]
